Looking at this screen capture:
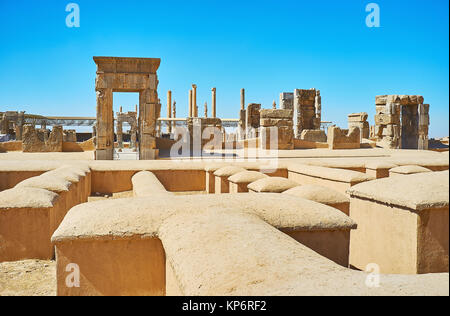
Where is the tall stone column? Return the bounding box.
[16,111,25,141]
[173,101,177,118]
[211,88,217,118]
[96,88,114,160]
[204,102,208,118]
[189,90,193,117]
[192,84,197,117]
[167,90,172,133]
[116,118,123,149]
[315,90,322,130]
[139,89,158,160]
[241,89,245,110]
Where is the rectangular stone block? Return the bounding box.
[260,118,293,127]
[375,114,400,125]
[260,109,293,119]
[375,95,388,105]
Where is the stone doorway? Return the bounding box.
[94,57,161,160]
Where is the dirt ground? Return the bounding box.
[0,260,56,296]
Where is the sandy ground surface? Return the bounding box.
[0,260,56,296]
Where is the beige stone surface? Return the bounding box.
[288,164,373,184]
[0,187,58,209]
[365,161,398,170]
[52,193,356,243]
[214,166,247,177]
[247,177,300,193]
[132,171,171,197]
[228,171,268,184]
[389,165,432,175]
[348,171,449,211]
[283,185,349,205]
[160,208,448,296]
[15,174,71,193]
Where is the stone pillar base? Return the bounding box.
[96,149,114,160]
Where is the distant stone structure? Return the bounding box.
[328,126,360,149]
[116,110,138,151]
[279,93,294,110]
[293,89,322,138]
[0,111,25,140]
[22,125,63,152]
[94,57,161,160]
[348,112,370,141]
[374,95,430,149]
[245,103,261,139]
[300,130,327,143]
[63,130,77,143]
[260,109,294,150]
[187,117,223,150]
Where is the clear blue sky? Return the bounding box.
[0,0,448,137]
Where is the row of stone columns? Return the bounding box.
[165,86,218,122]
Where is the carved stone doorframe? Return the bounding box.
[94,56,161,160]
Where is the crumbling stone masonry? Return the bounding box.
[94,57,161,160]
[245,103,261,139]
[63,130,77,143]
[293,89,322,138]
[260,109,294,150]
[374,95,429,149]
[328,126,360,150]
[300,130,327,143]
[348,112,370,141]
[279,93,294,110]
[0,111,25,140]
[22,125,63,152]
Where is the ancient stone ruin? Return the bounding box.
[0,56,448,298]
[0,111,25,140]
[260,109,294,150]
[348,112,370,141]
[22,125,63,152]
[374,95,430,149]
[293,89,322,138]
[94,57,161,160]
[116,108,138,151]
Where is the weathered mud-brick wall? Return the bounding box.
[374,95,428,149]
[22,125,63,152]
[293,89,321,138]
[348,113,369,141]
[245,103,261,139]
[63,130,77,143]
[328,126,360,150]
[260,109,294,150]
[279,93,294,110]
[187,117,223,150]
